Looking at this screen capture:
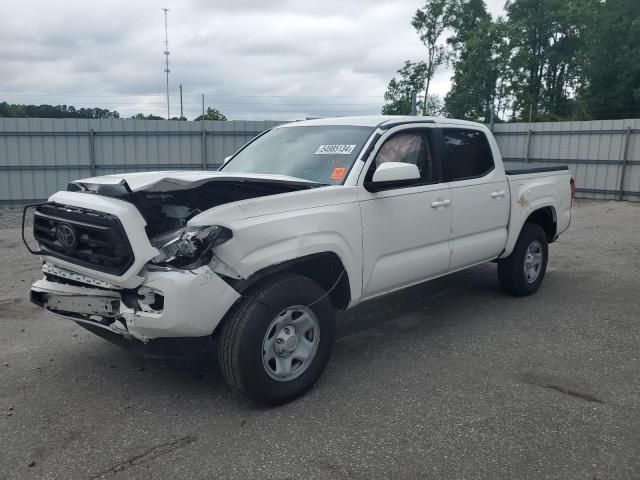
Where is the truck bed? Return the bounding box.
[505,166,569,176]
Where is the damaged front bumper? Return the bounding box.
[31,262,241,351]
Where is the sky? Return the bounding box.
[1,0,505,120]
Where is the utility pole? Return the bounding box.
[179,84,183,119]
[410,91,417,116]
[201,94,206,170]
[489,103,495,131]
[162,8,170,119]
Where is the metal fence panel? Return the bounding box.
[0,117,283,203]
[492,118,640,201]
[1,117,639,204]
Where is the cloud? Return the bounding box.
[0,0,505,120]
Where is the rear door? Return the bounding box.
[439,127,509,270]
[359,125,452,298]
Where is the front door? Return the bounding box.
[359,127,452,299]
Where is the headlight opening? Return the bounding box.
[151,225,232,266]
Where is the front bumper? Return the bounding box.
[31,263,241,344]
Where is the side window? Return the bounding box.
[442,128,494,181]
[372,131,435,183]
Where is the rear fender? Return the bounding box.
[501,186,559,259]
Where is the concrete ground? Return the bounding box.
[0,200,638,480]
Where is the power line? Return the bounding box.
[0,92,384,99]
[0,97,383,107]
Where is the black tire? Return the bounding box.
[498,223,549,296]
[218,273,336,406]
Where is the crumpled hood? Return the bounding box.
[71,170,318,193]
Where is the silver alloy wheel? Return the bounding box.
[262,306,320,382]
[524,240,544,283]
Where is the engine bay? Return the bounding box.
[71,178,319,238]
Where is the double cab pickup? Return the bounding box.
[26,116,573,404]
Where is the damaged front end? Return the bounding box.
[30,261,240,357]
[25,172,321,355]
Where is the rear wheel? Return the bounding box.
[218,273,335,405]
[498,223,548,296]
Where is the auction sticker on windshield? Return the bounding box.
[315,144,356,155]
[330,167,346,180]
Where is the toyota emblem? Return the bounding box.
[56,223,78,250]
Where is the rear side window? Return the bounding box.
[442,129,494,181]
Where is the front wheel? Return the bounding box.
[218,273,335,405]
[498,223,549,296]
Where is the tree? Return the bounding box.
[382,61,429,115]
[424,94,446,116]
[581,0,640,119]
[130,113,164,120]
[193,107,227,121]
[444,0,501,121]
[386,0,633,122]
[0,102,120,119]
[504,0,595,120]
[382,61,445,116]
[411,0,451,114]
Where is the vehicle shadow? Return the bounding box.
[21,263,506,410]
[336,263,499,338]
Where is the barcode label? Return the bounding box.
[315,144,356,155]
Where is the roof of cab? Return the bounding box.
[277,115,486,129]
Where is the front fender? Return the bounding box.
[210,203,364,305]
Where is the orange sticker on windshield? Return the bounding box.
[330,167,346,180]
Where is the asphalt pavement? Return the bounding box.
[0,200,639,479]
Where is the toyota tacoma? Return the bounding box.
[24,116,573,405]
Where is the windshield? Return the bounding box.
[221,126,374,184]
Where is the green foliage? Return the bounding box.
[130,113,165,120]
[387,0,636,122]
[382,61,445,116]
[193,107,227,121]
[0,102,120,119]
[444,0,501,122]
[581,0,640,119]
[424,94,446,116]
[382,61,427,115]
[504,0,593,120]
[382,78,412,116]
[411,0,451,112]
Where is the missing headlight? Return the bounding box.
[150,225,232,267]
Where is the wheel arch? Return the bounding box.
[500,204,558,259]
[524,206,557,243]
[224,252,352,311]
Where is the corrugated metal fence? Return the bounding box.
[1,117,639,204]
[492,119,640,201]
[0,117,282,204]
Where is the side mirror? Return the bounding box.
[371,162,420,184]
[365,162,420,192]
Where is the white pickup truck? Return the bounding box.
[25,116,573,405]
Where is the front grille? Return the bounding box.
[33,203,134,276]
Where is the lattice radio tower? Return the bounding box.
[162,8,170,119]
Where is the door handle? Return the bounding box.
[491,190,506,198]
[430,199,451,208]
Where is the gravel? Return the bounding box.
[0,207,28,230]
